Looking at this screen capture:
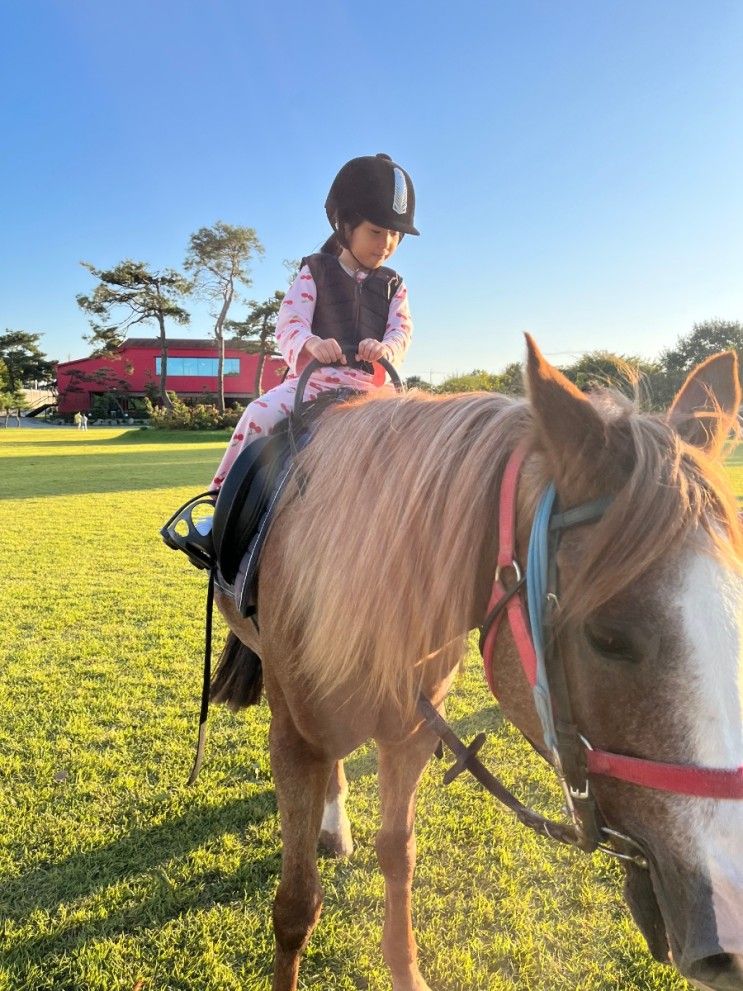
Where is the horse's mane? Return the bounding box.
[269,389,742,718]
[554,389,743,627]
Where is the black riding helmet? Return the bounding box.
[325,153,419,237]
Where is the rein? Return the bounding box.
[420,443,743,869]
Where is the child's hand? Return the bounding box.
[302,336,346,365]
[357,339,391,363]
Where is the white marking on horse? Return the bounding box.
[679,549,743,952]
[319,794,353,857]
[321,797,344,837]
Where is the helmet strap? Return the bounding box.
[346,246,369,273]
[334,219,369,273]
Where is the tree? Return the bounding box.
[185,222,264,412]
[76,260,192,409]
[404,375,433,392]
[228,290,284,397]
[661,318,743,375]
[430,363,525,397]
[437,369,505,393]
[0,357,28,426]
[64,365,134,416]
[493,361,524,396]
[559,351,661,405]
[655,318,743,407]
[649,320,743,410]
[0,330,55,391]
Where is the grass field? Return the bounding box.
[0,428,740,991]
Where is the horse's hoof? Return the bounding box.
[392,979,433,991]
[318,829,354,858]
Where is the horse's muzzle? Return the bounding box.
[685,953,743,990]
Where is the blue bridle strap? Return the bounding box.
[526,488,614,753]
[526,484,559,752]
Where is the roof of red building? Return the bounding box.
[125,337,256,351]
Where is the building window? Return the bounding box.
[155,357,240,376]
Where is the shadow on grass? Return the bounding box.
[2,790,277,929]
[3,432,229,450]
[0,448,221,499]
[7,871,278,986]
[5,844,280,976]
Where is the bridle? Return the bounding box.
[420,443,743,870]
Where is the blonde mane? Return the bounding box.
[558,390,743,625]
[268,388,742,717]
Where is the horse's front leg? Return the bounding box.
[269,703,334,991]
[376,723,440,991]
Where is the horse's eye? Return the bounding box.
[585,626,637,662]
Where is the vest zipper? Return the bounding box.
[354,277,363,345]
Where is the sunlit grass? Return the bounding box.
[0,427,738,991]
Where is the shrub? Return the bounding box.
[145,396,245,431]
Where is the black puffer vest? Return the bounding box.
[301,253,402,348]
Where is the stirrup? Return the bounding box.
[160,491,217,571]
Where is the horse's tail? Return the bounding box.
[210,632,263,711]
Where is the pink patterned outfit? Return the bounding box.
[210,259,413,490]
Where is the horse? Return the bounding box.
[210,335,743,991]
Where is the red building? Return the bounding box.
[56,338,285,415]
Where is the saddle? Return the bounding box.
[214,424,295,585]
[160,390,359,618]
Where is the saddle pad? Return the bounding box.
[212,430,291,584]
[233,462,296,617]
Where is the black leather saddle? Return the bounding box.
[212,425,293,586]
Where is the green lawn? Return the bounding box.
[0,428,739,991]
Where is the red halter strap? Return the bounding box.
[586,749,743,798]
[482,446,743,801]
[481,445,538,693]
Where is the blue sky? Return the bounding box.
[2,0,742,383]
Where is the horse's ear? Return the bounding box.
[668,351,741,457]
[525,334,612,501]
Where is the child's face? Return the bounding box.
[346,221,400,269]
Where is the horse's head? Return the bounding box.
[524,337,743,990]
